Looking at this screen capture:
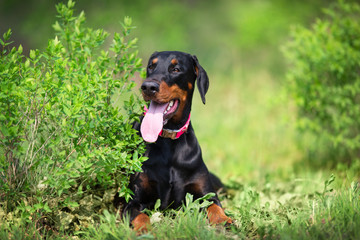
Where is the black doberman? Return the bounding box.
[123,51,232,232]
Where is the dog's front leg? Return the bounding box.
[185,174,233,226]
[123,172,156,233]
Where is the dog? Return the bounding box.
[123,51,232,232]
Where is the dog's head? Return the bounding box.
[140,51,209,142]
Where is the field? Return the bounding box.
[1,0,359,239]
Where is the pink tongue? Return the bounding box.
[140,101,168,142]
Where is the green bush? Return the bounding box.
[0,0,145,229]
[283,0,360,163]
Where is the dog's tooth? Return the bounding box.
[167,101,173,111]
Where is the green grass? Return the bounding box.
[78,173,359,240]
[1,168,358,239]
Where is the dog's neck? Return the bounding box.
[160,113,191,140]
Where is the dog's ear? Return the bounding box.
[192,55,209,104]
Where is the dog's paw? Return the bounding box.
[207,203,233,226]
[131,213,151,234]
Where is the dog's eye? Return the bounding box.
[172,68,180,73]
[148,64,156,70]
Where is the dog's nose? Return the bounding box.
[141,81,159,96]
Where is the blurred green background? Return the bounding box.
[0,0,334,180]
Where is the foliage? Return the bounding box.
[270,179,360,239]
[2,171,358,239]
[283,0,360,163]
[84,192,229,240]
[0,0,145,232]
[224,173,360,240]
[81,174,360,240]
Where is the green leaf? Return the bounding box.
[0,125,9,137]
[154,199,161,211]
[63,106,71,116]
[24,59,30,68]
[124,16,132,26]
[29,49,36,59]
[3,28,11,41]
[67,201,79,208]
[18,44,23,54]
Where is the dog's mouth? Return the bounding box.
[163,99,179,122]
[140,99,179,143]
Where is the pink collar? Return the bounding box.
[144,105,191,140]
